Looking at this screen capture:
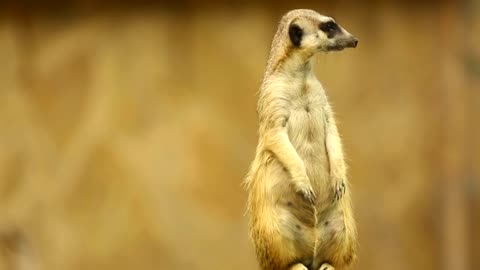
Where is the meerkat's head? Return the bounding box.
[283,9,358,53]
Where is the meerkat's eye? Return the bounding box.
[320,21,338,32]
[319,21,340,38]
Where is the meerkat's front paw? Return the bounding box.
[295,178,316,203]
[319,262,335,270]
[332,177,346,202]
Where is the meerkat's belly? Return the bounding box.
[287,101,330,194]
[281,99,347,268]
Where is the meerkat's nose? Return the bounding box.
[352,38,358,48]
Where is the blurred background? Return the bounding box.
[0,0,478,270]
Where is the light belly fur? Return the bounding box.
[287,95,330,199]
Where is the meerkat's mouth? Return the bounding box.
[325,38,358,51]
[326,45,345,51]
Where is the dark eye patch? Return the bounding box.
[319,21,341,38]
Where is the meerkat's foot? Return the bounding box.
[332,178,346,202]
[319,262,335,270]
[289,263,308,270]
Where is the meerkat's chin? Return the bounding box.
[324,43,357,51]
[318,45,345,52]
[326,45,345,51]
[323,38,358,52]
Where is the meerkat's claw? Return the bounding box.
[319,262,335,270]
[295,181,316,203]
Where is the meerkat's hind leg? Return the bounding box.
[318,263,335,270]
[289,263,308,270]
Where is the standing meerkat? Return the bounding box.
[244,9,358,270]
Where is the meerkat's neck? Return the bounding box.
[282,54,315,78]
[264,51,317,88]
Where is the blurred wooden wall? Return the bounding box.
[0,1,478,270]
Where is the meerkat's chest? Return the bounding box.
[286,83,330,185]
[286,86,326,148]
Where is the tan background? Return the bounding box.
[0,1,479,270]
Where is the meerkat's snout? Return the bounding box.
[341,34,359,49]
[346,36,359,48]
[352,38,359,47]
[322,21,359,51]
[325,31,358,51]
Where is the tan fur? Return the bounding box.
[245,9,358,270]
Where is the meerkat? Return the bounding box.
[244,9,358,270]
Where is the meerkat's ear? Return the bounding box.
[288,23,303,47]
